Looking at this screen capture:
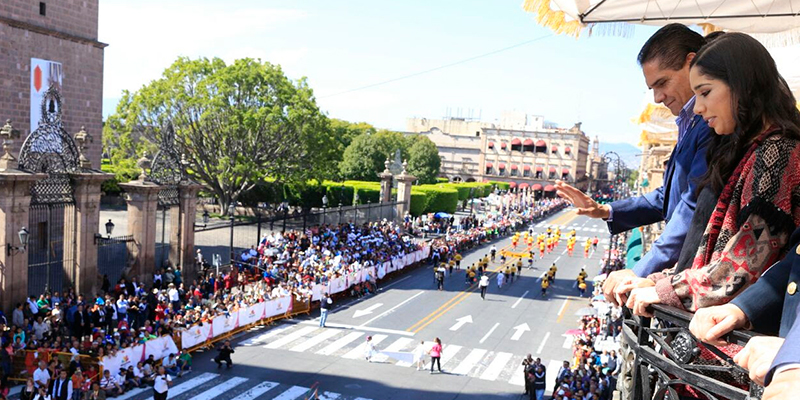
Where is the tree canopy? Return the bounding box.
[107,57,335,213]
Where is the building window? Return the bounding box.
[510,138,522,152]
[536,171,543,179]
[534,140,547,153]
[39,2,46,16]
[475,131,480,137]
[523,169,531,177]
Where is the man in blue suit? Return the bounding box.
[690,226,800,399]
[555,24,712,304]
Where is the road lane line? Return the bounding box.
[360,291,424,327]
[342,334,387,359]
[479,322,500,344]
[546,359,565,393]
[316,331,364,355]
[290,328,341,352]
[407,290,471,332]
[479,352,513,381]
[189,377,249,400]
[230,381,280,400]
[556,299,570,323]
[409,261,512,334]
[264,326,318,349]
[381,275,413,290]
[512,291,529,309]
[536,332,550,355]
[451,348,487,376]
[563,336,573,348]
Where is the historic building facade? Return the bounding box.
[407,112,592,194]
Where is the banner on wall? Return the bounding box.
[181,323,212,349]
[30,58,63,133]
[311,284,327,301]
[328,277,346,294]
[379,262,388,278]
[143,336,179,363]
[404,254,414,267]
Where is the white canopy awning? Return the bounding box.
[523,0,800,45]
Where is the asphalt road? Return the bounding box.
[107,209,612,400]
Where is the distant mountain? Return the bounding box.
[599,142,641,169]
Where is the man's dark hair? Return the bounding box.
[638,23,705,70]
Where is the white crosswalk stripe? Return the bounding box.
[317,331,364,356]
[290,328,341,352]
[480,352,513,381]
[264,326,318,349]
[241,325,293,346]
[189,377,249,400]
[272,386,314,400]
[238,322,574,391]
[230,381,280,400]
[451,348,487,376]
[546,359,566,394]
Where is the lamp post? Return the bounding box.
[228,203,235,265]
[7,226,29,256]
[322,194,329,225]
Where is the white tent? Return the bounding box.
[522,0,800,45]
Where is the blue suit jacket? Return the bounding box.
[608,114,711,277]
[731,227,800,385]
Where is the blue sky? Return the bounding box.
[99,0,667,145]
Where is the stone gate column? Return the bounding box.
[170,181,203,283]
[120,179,162,286]
[395,161,416,222]
[72,171,112,297]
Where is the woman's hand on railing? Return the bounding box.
[733,336,784,386]
[615,277,655,307]
[689,304,749,346]
[626,287,660,317]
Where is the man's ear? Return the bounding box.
[685,52,696,67]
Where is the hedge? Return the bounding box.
[436,177,449,183]
[415,184,459,214]
[488,181,510,191]
[443,184,471,201]
[409,189,429,216]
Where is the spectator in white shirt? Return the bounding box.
[99,370,122,397]
[27,296,40,317]
[116,295,129,322]
[32,316,49,340]
[33,361,50,390]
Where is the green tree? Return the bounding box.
[406,135,441,184]
[113,57,332,214]
[339,130,410,181]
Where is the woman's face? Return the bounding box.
[690,66,736,135]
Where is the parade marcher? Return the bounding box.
[364,336,377,363]
[214,341,234,369]
[490,245,497,261]
[541,277,549,298]
[497,270,504,289]
[436,266,445,291]
[479,273,490,300]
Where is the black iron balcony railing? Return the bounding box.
[619,304,764,400]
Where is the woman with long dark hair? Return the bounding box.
[624,32,800,315]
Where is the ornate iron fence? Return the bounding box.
[97,235,134,286]
[619,304,763,400]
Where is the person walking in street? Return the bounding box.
[490,245,497,262]
[152,366,171,400]
[428,338,443,374]
[436,266,445,291]
[541,277,549,298]
[319,294,332,328]
[479,273,489,300]
[414,341,426,371]
[521,354,534,396]
[214,341,234,369]
[496,270,504,289]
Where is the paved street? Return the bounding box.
[111,209,612,400]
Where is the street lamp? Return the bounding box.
[94,219,115,244]
[195,210,210,229]
[7,226,29,256]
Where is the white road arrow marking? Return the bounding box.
[511,323,531,341]
[449,315,473,331]
[353,303,383,318]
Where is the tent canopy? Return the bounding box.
[522,0,800,43]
